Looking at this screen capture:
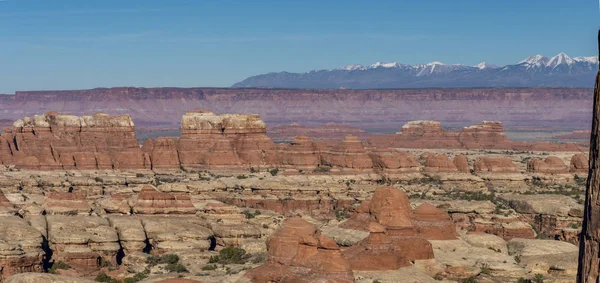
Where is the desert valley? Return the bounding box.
[0,107,591,283]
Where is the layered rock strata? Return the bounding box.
[245,217,355,283]
[0,112,149,170]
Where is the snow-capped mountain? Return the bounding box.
[233,53,599,89]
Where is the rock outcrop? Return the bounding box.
[0,217,44,279]
[245,217,355,283]
[369,149,420,175]
[133,186,195,214]
[340,187,459,262]
[46,215,120,268]
[473,157,517,173]
[453,154,470,173]
[320,135,373,170]
[342,222,409,270]
[0,112,149,170]
[570,153,589,173]
[177,111,278,170]
[424,154,458,173]
[412,203,459,240]
[527,156,569,174]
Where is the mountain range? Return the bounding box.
[232,53,599,89]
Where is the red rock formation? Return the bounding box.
[527,156,569,174]
[570,153,589,173]
[369,120,461,149]
[458,121,512,149]
[340,187,444,262]
[0,112,149,170]
[0,191,16,216]
[245,218,355,283]
[412,203,458,240]
[278,136,320,169]
[342,223,409,270]
[133,186,195,214]
[369,120,584,152]
[175,111,278,170]
[43,192,91,215]
[453,154,470,173]
[142,137,180,169]
[473,157,517,173]
[369,149,420,174]
[320,135,373,169]
[424,154,458,173]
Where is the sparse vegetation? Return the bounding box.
[95,273,119,283]
[533,274,545,283]
[461,276,478,283]
[479,263,491,275]
[574,175,587,186]
[48,261,71,274]
[208,247,250,265]
[242,209,262,219]
[165,263,188,273]
[135,173,145,178]
[313,166,331,173]
[202,264,218,271]
[269,168,279,176]
[236,175,248,179]
[146,253,180,266]
[123,272,148,283]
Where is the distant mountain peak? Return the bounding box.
[370,62,401,68]
[339,64,366,71]
[233,52,600,89]
[475,62,498,69]
[546,52,574,68]
[518,54,548,66]
[426,61,445,66]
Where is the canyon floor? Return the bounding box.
[0,147,589,283]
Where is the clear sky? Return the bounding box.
[1,0,599,93]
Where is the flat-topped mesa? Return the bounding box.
[176,110,277,169]
[181,110,267,135]
[1,112,148,170]
[527,156,569,174]
[320,135,373,169]
[473,157,518,173]
[458,121,512,149]
[570,153,589,173]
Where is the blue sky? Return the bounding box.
[0,0,599,93]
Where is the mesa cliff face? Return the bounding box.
[0,112,149,170]
[0,110,586,171]
[0,87,593,131]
